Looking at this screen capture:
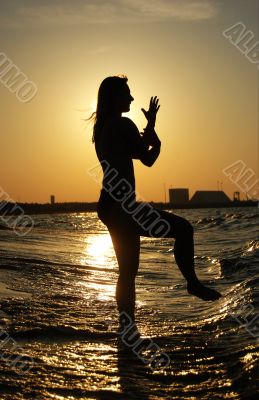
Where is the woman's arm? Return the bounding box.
[141,96,161,148]
[121,117,161,167]
[139,127,161,167]
[138,96,161,166]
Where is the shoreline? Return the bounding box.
[0,200,257,215]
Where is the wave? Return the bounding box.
[0,254,112,274]
[219,240,259,279]
[194,211,259,228]
[10,325,118,341]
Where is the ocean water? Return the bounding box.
[0,207,258,400]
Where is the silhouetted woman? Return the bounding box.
[91,75,221,327]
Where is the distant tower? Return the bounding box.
[233,191,240,201]
[50,195,55,205]
[169,188,189,204]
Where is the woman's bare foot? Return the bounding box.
[187,282,222,301]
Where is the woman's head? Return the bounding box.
[91,75,134,142]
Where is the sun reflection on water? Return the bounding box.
[81,233,114,268]
[88,234,113,258]
[79,233,116,301]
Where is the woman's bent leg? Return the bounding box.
[136,209,198,283]
[135,208,221,301]
[170,217,199,285]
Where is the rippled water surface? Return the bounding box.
[0,207,258,399]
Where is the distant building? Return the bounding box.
[190,191,231,205]
[169,188,189,204]
[233,191,240,201]
[50,195,55,205]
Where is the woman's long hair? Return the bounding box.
[89,75,128,143]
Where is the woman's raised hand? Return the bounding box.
[140,96,161,147]
[141,96,160,129]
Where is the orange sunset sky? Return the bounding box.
[0,0,258,203]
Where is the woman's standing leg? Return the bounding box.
[109,229,140,322]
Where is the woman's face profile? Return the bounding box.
[118,84,134,113]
